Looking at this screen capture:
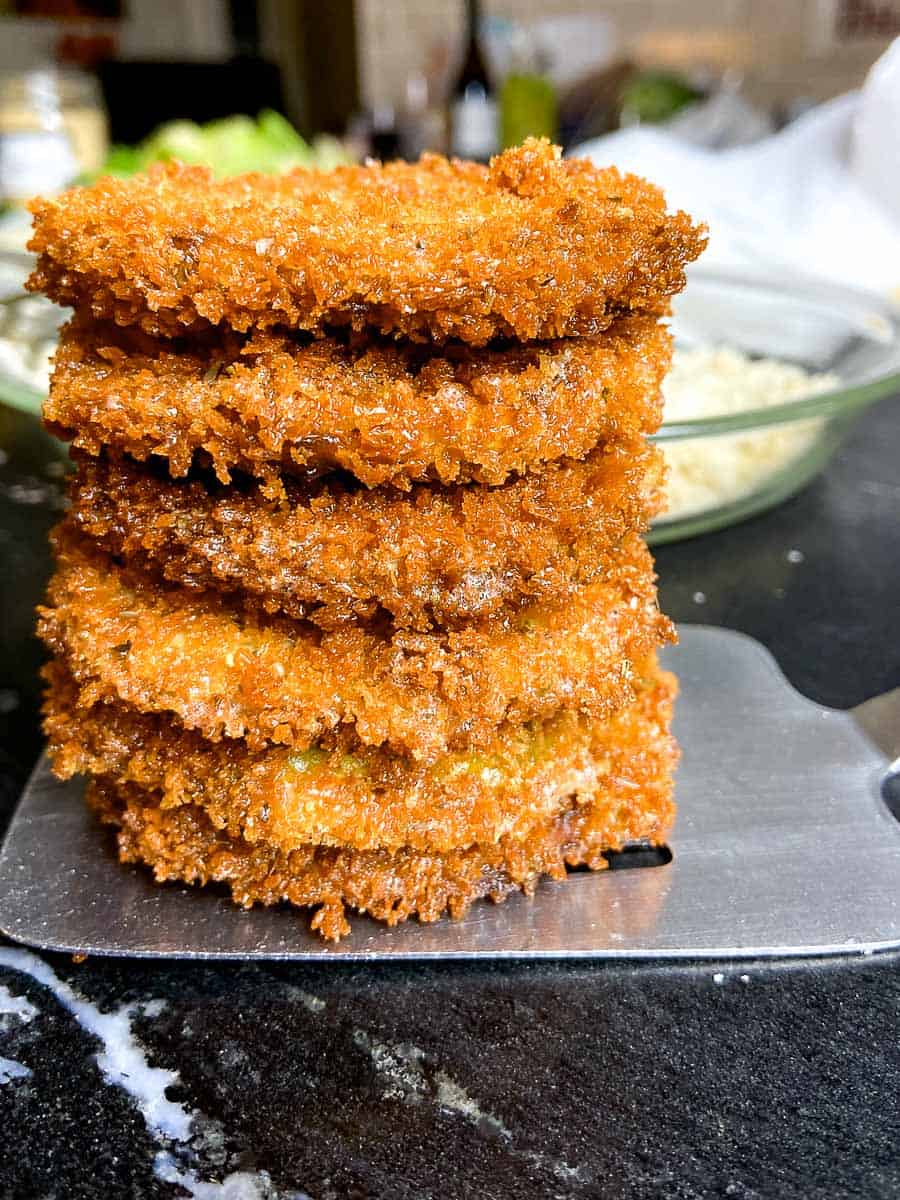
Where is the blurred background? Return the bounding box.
[0,1,898,182]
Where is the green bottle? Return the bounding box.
[499,30,557,149]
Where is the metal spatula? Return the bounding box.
[1,626,898,961]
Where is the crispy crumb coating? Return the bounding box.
[45,314,671,488]
[40,526,672,761]
[88,752,676,941]
[28,139,706,345]
[44,658,676,856]
[65,443,665,629]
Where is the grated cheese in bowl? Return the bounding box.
[656,346,840,525]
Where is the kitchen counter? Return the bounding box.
[1,397,898,1200]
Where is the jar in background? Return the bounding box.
[0,67,108,204]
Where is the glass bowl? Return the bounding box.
[0,249,62,419]
[1,262,899,543]
[651,267,900,543]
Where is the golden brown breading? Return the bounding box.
[44,658,676,855]
[45,314,671,489]
[29,139,706,344]
[40,526,672,761]
[88,756,676,941]
[65,443,665,629]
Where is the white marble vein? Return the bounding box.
[1,947,580,1193]
[0,1054,32,1084]
[0,948,303,1197]
[0,947,191,1139]
[0,982,38,1024]
[154,1153,286,1199]
[351,1020,588,1187]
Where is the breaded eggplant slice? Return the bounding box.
[65,442,665,630]
[45,314,671,489]
[88,733,676,942]
[29,139,706,345]
[40,526,672,762]
[45,658,676,856]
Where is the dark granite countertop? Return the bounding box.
[1,397,899,1200]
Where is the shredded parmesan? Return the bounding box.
[658,346,839,523]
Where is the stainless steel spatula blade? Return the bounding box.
[1,626,898,960]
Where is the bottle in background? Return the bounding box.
[449,0,497,162]
[398,71,447,160]
[500,27,558,149]
[370,104,400,162]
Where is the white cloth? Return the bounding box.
[572,40,900,298]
